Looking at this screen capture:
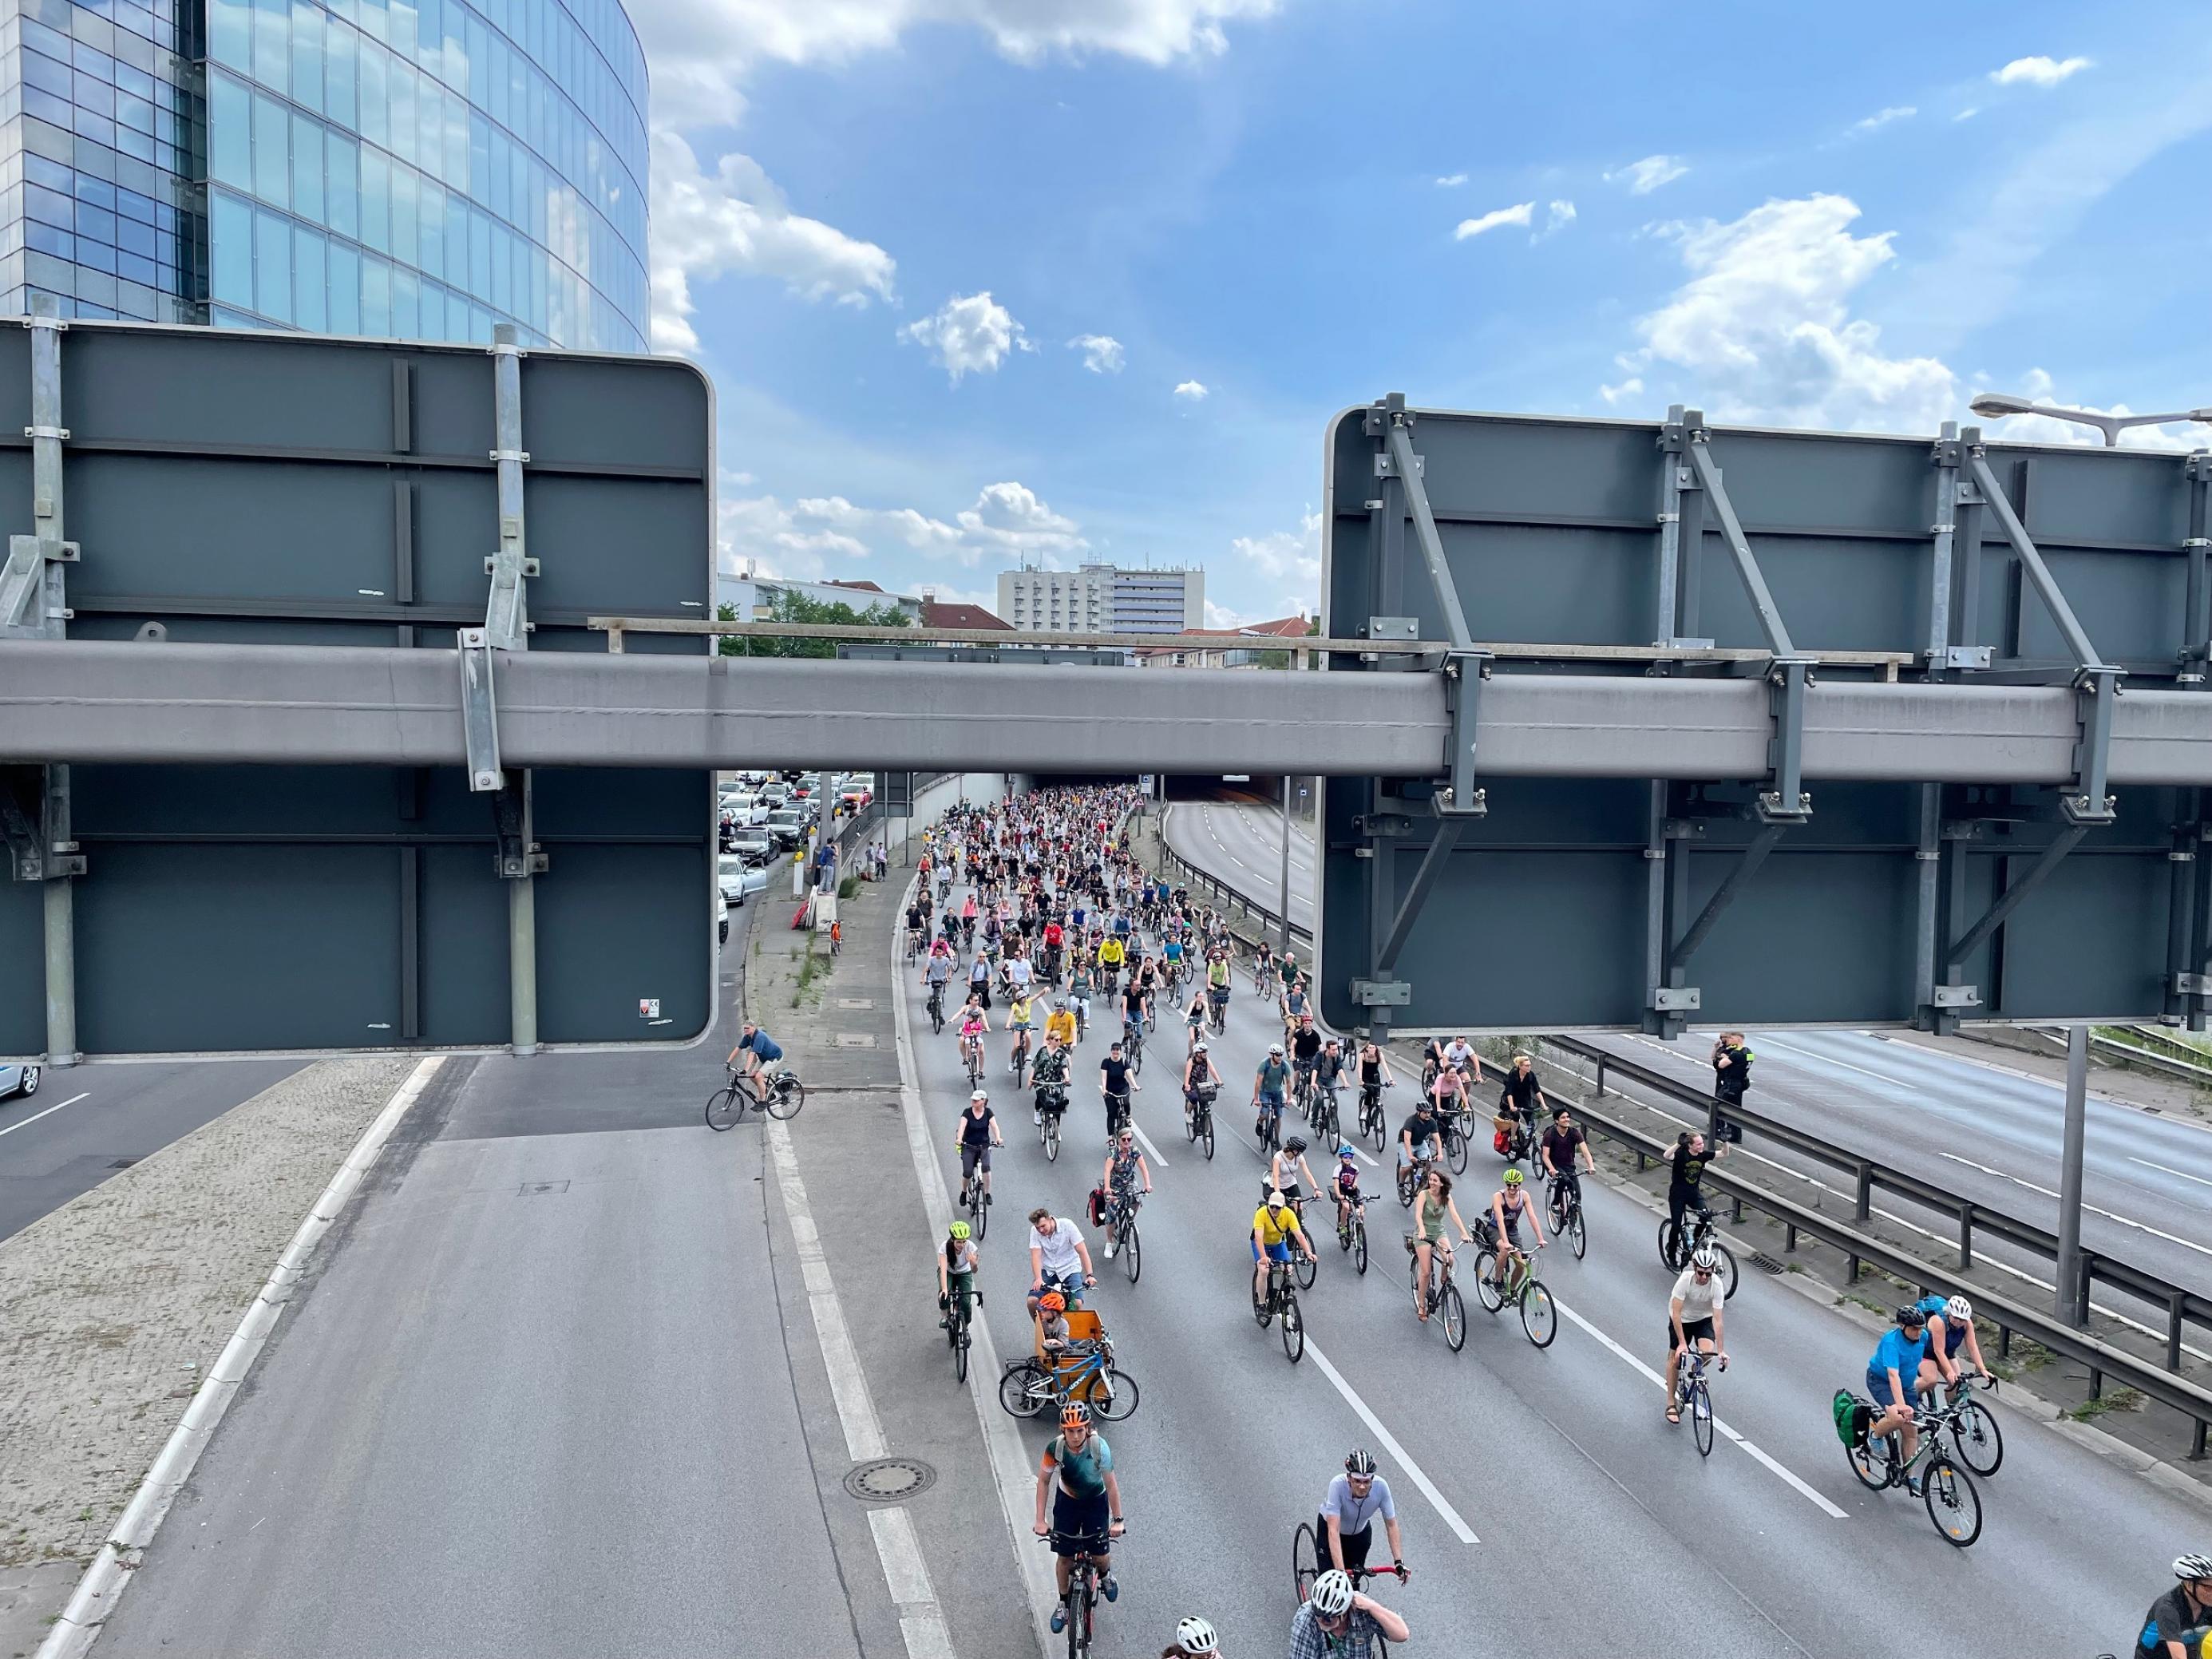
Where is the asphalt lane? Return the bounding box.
[1164,798,1315,936]
[0,1055,303,1241]
[903,860,2207,1657]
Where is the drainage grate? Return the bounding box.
[834,1032,878,1048]
[1748,1252,1787,1276]
[108,1158,137,1170]
[518,1180,571,1196]
[843,1456,937,1505]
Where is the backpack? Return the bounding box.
[1494,1127,1510,1154]
[1832,1388,1872,1448]
[1087,1186,1107,1227]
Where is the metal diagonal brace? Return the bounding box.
[1945,825,2088,970]
[1684,420,1797,657]
[1668,822,1787,972]
[1375,402,1474,651]
[1373,818,1469,980]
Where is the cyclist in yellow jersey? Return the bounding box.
[1043,1000,1078,1050]
[1098,936,1126,970]
[1251,1189,1312,1308]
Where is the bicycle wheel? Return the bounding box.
[971,1183,989,1241]
[1441,1282,1466,1352]
[1184,1103,1198,1143]
[1846,1431,1893,1492]
[1656,1218,1683,1269]
[1690,1380,1714,1456]
[1201,1116,1215,1161]
[1353,1218,1368,1275]
[1548,1190,1569,1234]
[1474,1249,1504,1312]
[1281,1292,1305,1363]
[1447,1127,1468,1174]
[705,1087,742,1132]
[1295,1243,1316,1289]
[954,1315,971,1384]
[1923,1455,1982,1547]
[1951,1400,2004,1476]
[1292,1522,1321,1607]
[1064,1584,1082,1659]
[1714,1241,1739,1301]
[1122,1222,1142,1285]
[1093,1367,1141,1421]
[1396,1166,1416,1208]
[1520,1280,1557,1349]
[1567,1210,1587,1261]
[999,1362,1050,1417]
[1130,1037,1144,1078]
[1044,1113,1060,1162]
[765,1079,804,1119]
[1253,1279,1275,1328]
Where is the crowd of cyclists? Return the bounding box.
[885,783,2199,1658]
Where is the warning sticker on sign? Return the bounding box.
[639,999,661,1020]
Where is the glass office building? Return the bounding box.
[0,0,648,351]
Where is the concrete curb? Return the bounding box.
[33,1056,446,1659]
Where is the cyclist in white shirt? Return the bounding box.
[1317,1448,1407,1578]
[1664,1243,1729,1423]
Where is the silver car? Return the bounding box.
[0,1063,41,1100]
[718,855,770,906]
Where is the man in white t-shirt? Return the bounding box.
[1664,1244,1728,1423]
[1027,1209,1097,1313]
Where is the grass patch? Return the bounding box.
[838,874,861,900]
[2067,1386,2145,1422]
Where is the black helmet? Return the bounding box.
[1285,1136,1308,1155]
[1896,1305,1926,1327]
[1344,1448,1377,1477]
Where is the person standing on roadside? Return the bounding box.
[1711,1030,1751,1142]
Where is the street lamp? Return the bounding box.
[1968,392,2212,448]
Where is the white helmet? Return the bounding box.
[1690,1244,1721,1273]
[971,1088,989,1103]
[2177,1554,2212,1582]
[1309,1569,1355,1616]
[1173,1616,1219,1654]
[1944,1294,1973,1323]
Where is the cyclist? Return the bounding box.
[956,1001,988,1080]
[1164,1614,1220,1657]
[1254,1043,1292,1142]
[1397,1095,1443,1189]
[1269,1135,1320,1225]
[1099,1039,1139,1142]
[1916,1293,1990,1399]
[1276,949,1301,998]
[1100,1126,1152,1260]
[1664,1243,1728,1423]
[1252,938,1275,990]
[1098,930,1126,992]
[1357,1039,1393,1118]
[1121,973,1151,1050]
[967,945,993,1011]
[1411,1169,1472,1324]
[904,897,926,958]
[1004,989,1041,1079]
[1027,1208,1098,1312]
[1864,1305,1934,1493]
[1540,1105,1594,1213]
[1289,1013,1324,1114]
[725,1021,783,1094]
[1183,984,1209,1053]
[937,1218,978,1331]
[1287,1567,1408,1658]
[1252,1188,1312,1309]
[1044,997,1078,1052]
[1034,1402,1123,1633]
[1498,1052,1545,1150]
[1318,1448,1406,1578]
[1280,976,1313,1039]
[1486,1166,1546,1271]
[1068,949,1095,1039]
[1667,1129,1723,1258]
[1161,929,1185,986]
[1182,1043,1224,1135]
[2139,1556,2212,1658]
[956,1087,1003,1206]
[1034,1031,1072,1128]
[1332,1143,1365,1236]
[1312,1037,1347,1130]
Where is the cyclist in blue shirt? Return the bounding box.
[726,1021,784,1091]
[1914,1293,1988,1399]
[1865,1305,1933,1491]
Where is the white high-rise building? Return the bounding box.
[998,564,1204,635]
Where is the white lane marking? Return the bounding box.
[766,1114,960,1659]
[1551,1301,1847,1520]
[1304,1340,1479,1544]
[1943,1151,2212,1260]
[2130,1155,2212,1191]
[0,1091,89,1138]
[1130,1122,1169,1168]
[1751,1035,1919,1091]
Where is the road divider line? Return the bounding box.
[1304,1341,1478,1544]
[36,1056,445,1659]
[1551,1300,1846,1519]
[1944,1152,2212,1260]
[1130,1122,1169,1168]
[0,1091,88,1137]
[888,877,1059,1657]
[2131,1156,2212,1190]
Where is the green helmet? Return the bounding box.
[1502,1167,1524,1186]
[948,1220,971,1241]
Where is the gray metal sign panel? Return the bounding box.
[1318,399,2212,1036]
[0,319,714,1059]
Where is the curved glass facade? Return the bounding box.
[0,0,647,351]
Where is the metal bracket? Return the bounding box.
[2064,665,2122,826]
[1651,985,1702,1012]
[0,537,77,637]
[1930,984,1981,1008]
[457,628,505,792]
[1935,644,1992,671]
[1439,650,1490,818]
[462,325,534,794]
[2180,453,2212,681]
[490,777,548,879]
[1364,616,1419,643]
[1759,656,1815,824]
[0,766,84,881]
[1350,979,1412,1008]
[2178,972,2212,996]
[1373,450,1423,479]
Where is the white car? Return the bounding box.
[718,855,770,905]
[0,1063,38,1101]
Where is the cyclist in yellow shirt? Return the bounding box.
[1097,934,1126,994]
[1251,1189,1312,1309]
[1043,1000,1078,1050]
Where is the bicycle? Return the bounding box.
[1184,1083,1217,1161]
[1358,1081,1389,1152]
[1439,1111,1469,1175]
[944,1284,981,1382]
[1546,1173,1587,1260]
[1257,1095,1285,1154]
[1038,1084,1067,1162]
[706,1066,806,1130]
[1122,1020,1145,1076]
[958,1163,990,1240]
[964,1035,986,1089]
[926,981,947,1035]
[1252,1252,1307,1363]
[1404,1233,1466,1351]
[1843,1397,1984,1546]
[1312,1081,1341,1146]
[1395,1154,1433,1209]
[1206,984,1229,1036]
[998,1344,1140,1421]
[904,928,922,965]
[1252,953,1274,996]
[1672,1342,1726,1457]
[1108,1190,1142,1285]
[1926,1372,2004,1476]
[1335,1192,1369,1274]
[1042,1528,1121,1659]
[1011,1029,1032,1089]
[1292,1528,1406,1658]
[1102,1088,1131,1146]
[1657,1207,1740,1300]
[1474,1237,1557,1348]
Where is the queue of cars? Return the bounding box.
[715,771,876,907]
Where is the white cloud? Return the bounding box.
[1069,333,1126,374]
[721,480,1086,576]
[636,0,1284,129]
[1434,172,1467,187]
[1992,54,2093,88]
[1605,154,1689,195]
[1620,194,1957,431]
[1953,107,1981,122]
[1454,201,1534,240]
[1538,199,1577,239]
[899,292,1033,381]
[1970,368,2208,453]
[1850,105,1917,135]
[1229,509,1321,613]
[1203,598,1260,628]
[650,133,895,354]
[1173,380,1209,402]
[1599,378,1644,406]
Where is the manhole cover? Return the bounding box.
[844,1457,936,1505]
[1748,1251,1787,1276]
[519,1180,571,1196]
[834,1032,878,1048]
[837,998,876,1010]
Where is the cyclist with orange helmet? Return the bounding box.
[1035,1402,1124,1633]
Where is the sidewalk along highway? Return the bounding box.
[894,811,2206,1658]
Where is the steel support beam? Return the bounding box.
[1944,826,2088,970]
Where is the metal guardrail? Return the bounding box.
[1144,799,2212,1456]
[1146,805,1312,953]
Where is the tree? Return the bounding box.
[1256,617,1321,671]
[719,589,913,658]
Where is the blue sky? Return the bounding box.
[632,0,2212,624]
